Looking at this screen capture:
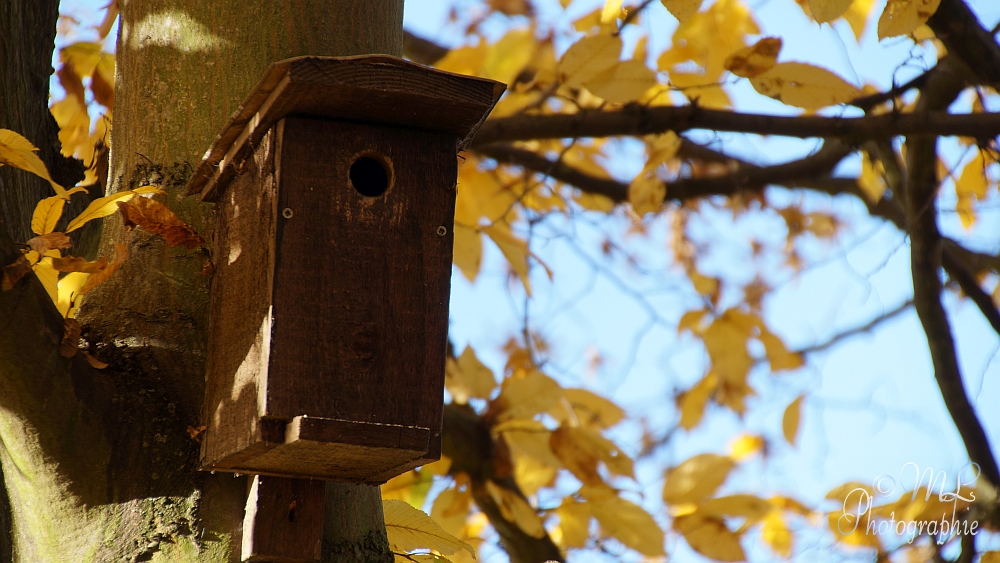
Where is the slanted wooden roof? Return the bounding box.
[185,55,505,201]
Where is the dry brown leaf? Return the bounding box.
[83,351,109,369]
[2,256,32,291]
[724,37,782,78]
[119,196,205,249]
[186,425,207,442]
[26,232,71,255]
[52,256,108,274]
[60,318,82,358]
[78,243,127,295]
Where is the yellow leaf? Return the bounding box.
[698,494,772,521]
[492,369,562,421]
[808,0,853,23]
[661,0,704,23]
[575,190,616,212]
[33,257,60,305]
[483,28,535,86]
[843,0,877,41]
[956,152,989,230]
[551,425,634,484]
[0,129,67,198]
[980,552,1000,563]
[452,224,482,283]
[581,486,665,556]
[482,223,534,296]
[382,470,422,505]
[762,511,792,556]
[858,151,887,203]
[513,453,558,497]
[678,309,708,335]
[584,60,658,103]
[383,500,476,558]
[446,345,497,403]
[601,0,624,23]
[659,0,759,79]
[825,481,874,503]
[484,480,546,538]
[758,324,803,371]
[782,396,804,446]
[431,486,472,538]
[557,34,622,88]
[750,62,861,110]
[435,42,489,77]
[663,454,735,505]
[31,196,66,235]
[724,37,781,78]
[550,388,624,429]
[628,173,664,216]
[878,0,941,40]
[66,187,164,232]
[557,498,591,548]
[57,271,90,318]
[689,269,719,299]
[498,422,562,468]
[729,434,764,460]
[674,513,745,561]
[702,312,754,385]
[826,511,880,548]
[678,372,717,430]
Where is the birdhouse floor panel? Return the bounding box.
[202,416,432,483]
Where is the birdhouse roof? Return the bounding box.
[186,55,506,201]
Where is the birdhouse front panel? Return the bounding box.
[192,55,504,483]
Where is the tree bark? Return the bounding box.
[0,1,403,562]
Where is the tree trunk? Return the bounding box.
[0,1,402,561]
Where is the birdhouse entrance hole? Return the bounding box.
[350,154,390,197]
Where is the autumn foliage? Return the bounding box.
[1,0,999,562]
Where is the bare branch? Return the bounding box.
[402,30,449,65]
[471,105,1000,147]
[905,65,1000,487]
[795,300,913,355]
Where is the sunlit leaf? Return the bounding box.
[679,372,717,430]
[383,500,475,557]
[482,223,535,295]
[430,486,472,538]
[782,396,804,446]
[118,196,205,248]
[66,187,164,232]
[729,434,764,460]
[557,498,591,548]
[843,0,877,40]
[808,0,853,23]
[877,0,941,40]
[750,62,862,109]
[724,37,781,78]
[674,513,746,561]
[858,151,887,203]
[557,34,622,88]
[663,454,735,505]
[581,485,665,556]
[661,0,704,23]
[0,129,67,198]
[762,511,792,556]
[698,494,772,521]
[452,225,482,283]
[583,60,658,103]
[492,369,562,421]
[485,480,545,538]
[31,196,66,235]
[550,388,625,429]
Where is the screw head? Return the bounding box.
[282,208,294,219]
[436,225,448,237]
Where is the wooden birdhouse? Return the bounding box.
[187,56,504,484]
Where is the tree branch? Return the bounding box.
[402,30,449,65]
[443,403,564,563]
[471,105,1000,147]
[475,140,857,203]
[927,0,1000,89]
[795,300,913,355]
[905,64,1000,488]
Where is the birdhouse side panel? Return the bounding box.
[201,131,279,468]
[266,117,456,438]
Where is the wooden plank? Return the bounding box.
[200,129,279,470]
[266,117,453,453]
[242,476,324,562]
[187,55,505,200]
